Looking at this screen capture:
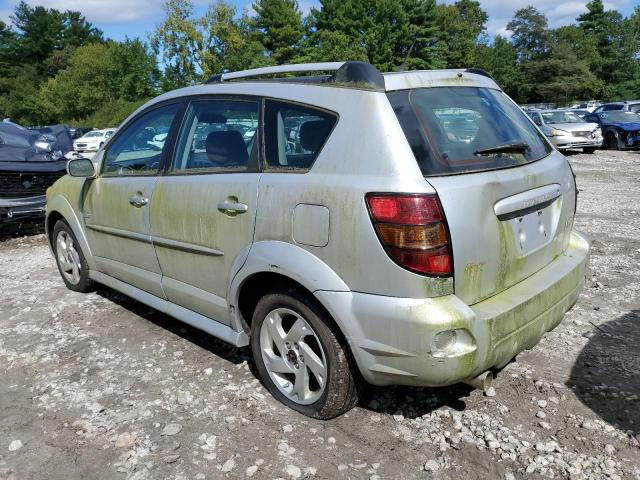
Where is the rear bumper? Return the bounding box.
[0,195,46,222]
[316,230,590,387]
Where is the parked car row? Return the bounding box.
[524,101,640,152]
[73,128,116,152]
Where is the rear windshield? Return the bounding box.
[388,87,553,176]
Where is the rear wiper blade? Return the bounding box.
[474,142,530,155]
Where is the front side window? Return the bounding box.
[102,104,179,176]
[172,99,259,173]
[388,87,553,176]
[264,100,337,171]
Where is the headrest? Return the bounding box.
[198,112,227,124]
[205,130,248,166]
[299,120,332,152]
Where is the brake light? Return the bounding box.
[366,193,452,276]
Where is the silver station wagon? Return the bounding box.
[46,62,590,419]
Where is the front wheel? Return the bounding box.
[52,220,93,292]
[250,289,361,419]
[605,132,622,150]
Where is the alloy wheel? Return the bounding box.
[55,230,81,285]
[259,307,328,405]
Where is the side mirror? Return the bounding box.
[534,118,542,126]
[67,158,96,178]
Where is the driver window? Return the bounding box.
[102,104,179,176]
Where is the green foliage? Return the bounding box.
[507,6,550,62]
[252,0,304,64]
[435,0,488,68]
[311,0,439,71]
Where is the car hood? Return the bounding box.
[549,122,599,132]
[603,121,640,131]
[0,123,73,163]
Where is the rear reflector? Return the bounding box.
[366,193,452,276]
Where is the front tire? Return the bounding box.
[605,132,622,150]
[52,220,93,292]
[250,288,361,419]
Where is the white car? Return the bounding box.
[73,129,115,152]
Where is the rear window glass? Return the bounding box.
[388,87,553,176]
[264,100,337,171]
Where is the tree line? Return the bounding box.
[0,0,638,127]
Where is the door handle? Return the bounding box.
[129,194,149,208]
[217,200,248,215]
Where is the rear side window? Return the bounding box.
[171,99,259,173]
[264,100,337,171]
[388,87,553,176]
[629,104,640,113]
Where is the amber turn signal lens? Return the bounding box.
[375,223,447,250]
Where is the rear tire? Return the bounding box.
[52,220,93,292]
[583,147,596,154]
[250,288,361,419]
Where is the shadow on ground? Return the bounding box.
[568,310,640,433]
[0,220,44,241]
[95,286,251,366]
[97,284,476,418]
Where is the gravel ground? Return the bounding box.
[0,149,639,480]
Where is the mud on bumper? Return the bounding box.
[316,230,590,387]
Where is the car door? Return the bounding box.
[150,97,261,325]
[83,102,182,298]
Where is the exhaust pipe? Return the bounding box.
[463,371,494,395]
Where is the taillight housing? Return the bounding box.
[366,193,452,276]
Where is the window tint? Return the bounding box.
[172,99,259,173]
[388,87,552,176]
[264,100,337,171]
[102,104,178,176]
[603,104,622,111]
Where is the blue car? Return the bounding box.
[583,111,640,150]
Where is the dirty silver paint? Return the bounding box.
[45,68,590,388]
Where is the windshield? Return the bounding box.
[541,111,584,124]
[388,87,552,175]
[600,112,640,123]
[83,131,103,138]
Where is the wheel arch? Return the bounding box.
[228,241,350,335]
[46,195,96,271]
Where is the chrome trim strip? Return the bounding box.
[151,236,224,256]
[86,223,151,243]
[494,183,562,217]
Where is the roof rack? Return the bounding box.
[464,67,494,80]
[206,61,385,90]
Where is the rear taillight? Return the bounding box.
[366,193,452,276]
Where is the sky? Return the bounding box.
[0,0,637,41]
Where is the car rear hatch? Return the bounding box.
[388,83,576,305]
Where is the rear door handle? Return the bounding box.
[217,201,248,214]
[129,194,149,208]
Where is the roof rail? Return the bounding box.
[206,61,385,90]
[464,67,494,80]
